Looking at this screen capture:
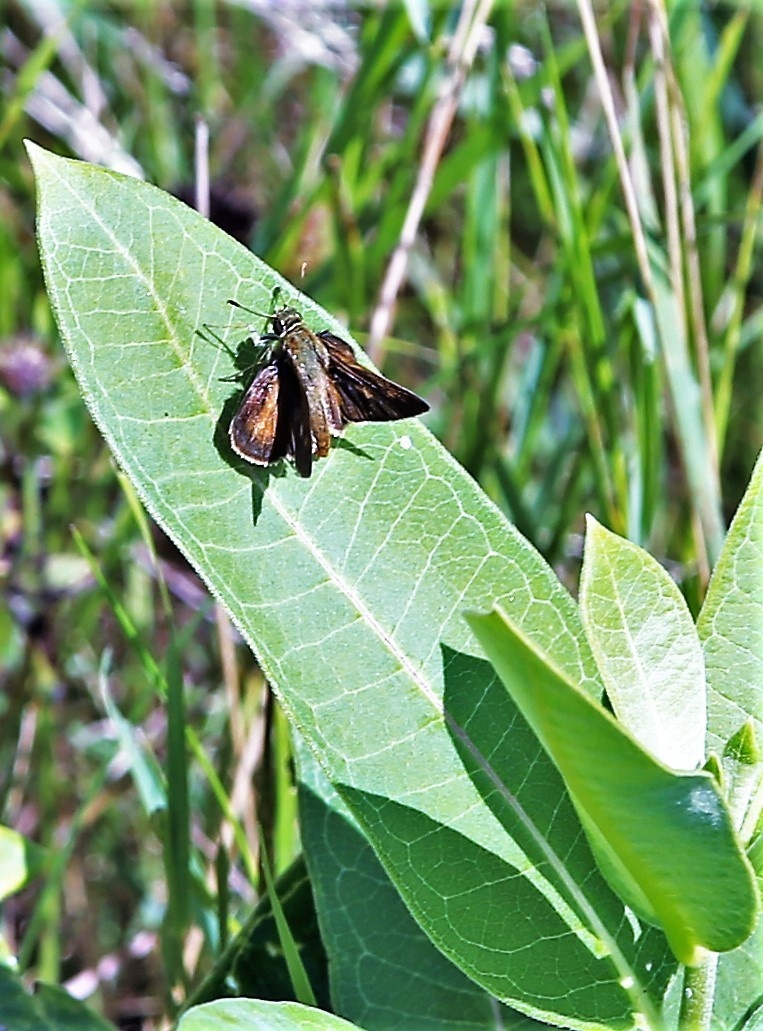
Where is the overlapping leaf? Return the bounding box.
[467,606,758,966]
[579,516,706,771]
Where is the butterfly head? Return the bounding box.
[270,307,303,337]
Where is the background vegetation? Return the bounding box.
[1,2,761,1028]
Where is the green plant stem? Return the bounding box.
[678,953,719,1031]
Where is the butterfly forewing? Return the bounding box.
[319,331,430,425]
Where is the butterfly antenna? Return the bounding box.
[227,298,272,320]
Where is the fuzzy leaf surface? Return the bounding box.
[31,143,676,1028]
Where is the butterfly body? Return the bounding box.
[229,306,428,478]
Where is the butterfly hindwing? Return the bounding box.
[229,362,283,465]
[288,364,314,478]
[230,357,308,469]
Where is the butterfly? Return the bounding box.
[228,302,428,478]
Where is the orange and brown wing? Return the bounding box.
[229,359,311,473]
[229,362,283,465]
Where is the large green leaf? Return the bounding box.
[30,142,675,1028]
[467,606,759,966]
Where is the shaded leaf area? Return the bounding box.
[295,734,544,1031]
[711,913,763,1031]
[185,855,329,1011]
[0,965,113,1031]
[31,145,674,1027]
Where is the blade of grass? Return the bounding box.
[538,18,620,529]
[368,0,495,361]
[576,0,725,569]
[163,634,192,992]
[17,768,109,974]
[257,828,317,1008]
